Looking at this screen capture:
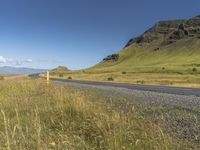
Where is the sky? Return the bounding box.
[0,0,199,69]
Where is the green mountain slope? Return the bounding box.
[89,15,200,74]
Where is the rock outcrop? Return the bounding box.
[103,54,119,62]
[125,15,200,47]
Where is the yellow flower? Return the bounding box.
[50,141,56,146]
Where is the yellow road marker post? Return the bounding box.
[47,71,50,84]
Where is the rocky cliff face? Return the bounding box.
[102,15,200,63]
[125,15,200,47]
[103,54,119,62]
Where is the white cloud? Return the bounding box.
[0,56,7,63]
[0,56,33,66]
[25,59,33,62]
[15,59,33,66]
[0,56,12,63]
[16,61,22,66]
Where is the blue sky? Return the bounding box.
[0,0,199,69]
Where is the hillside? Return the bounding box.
[50,66,70,75]
[89,15,200,73]
[50,15,200,87]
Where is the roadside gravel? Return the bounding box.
[58,81,200,110]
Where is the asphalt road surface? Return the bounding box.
[50,78,200,97]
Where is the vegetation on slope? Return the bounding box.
[50,66,70,77]
[90,38,200,73]
[91,15,200,73]
[51,66,69,73]
[0,78,199,149]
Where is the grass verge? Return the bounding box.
[0,77,199,149]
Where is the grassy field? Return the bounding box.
[0,77,199,149]
[49,71,200,88]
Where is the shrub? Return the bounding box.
[192,68,197,73]
[0,76,4,80]
[162,67,165,70]
[107,77,114,81]
[137,80,145,84]
[59,74,64,77]
[154,47,160,51]
[68,76,72,80]
[122,71,127,74]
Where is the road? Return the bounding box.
[49,78,200,97]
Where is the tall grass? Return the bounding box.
[0,78,198,149]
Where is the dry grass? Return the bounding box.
[0,77,199,149]
[49,72,200,88]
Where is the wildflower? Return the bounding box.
[50,141,56,146]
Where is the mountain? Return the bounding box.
[89,15,200,73]
[0,66,48,74]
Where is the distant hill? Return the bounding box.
[51,66,70,74]
[89,15,200,73]
[0,66,48,74]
